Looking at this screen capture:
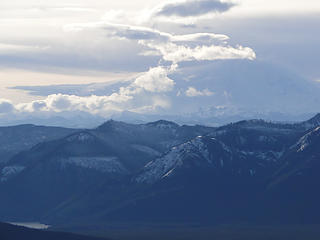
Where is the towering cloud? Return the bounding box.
[133,66,175,92]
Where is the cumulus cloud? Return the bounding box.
[132,95,171,113]
[185,87,214,97]
[12,92,169,116]
[154,0,236,17]
[0,99,14,114]
[5,65,176,118]
[16,94,129,114]
[133,66,175,92]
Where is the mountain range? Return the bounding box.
[0,114,320,227]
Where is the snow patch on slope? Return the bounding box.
[131,144,161,156]
[66,132,96,143]
[293,126,320,152]
[1,165,25,182]
[61,157,128,174]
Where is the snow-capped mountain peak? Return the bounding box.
[135,136,230,184]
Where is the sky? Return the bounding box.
[0,0,320,126]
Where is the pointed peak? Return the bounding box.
[97,119,128,130]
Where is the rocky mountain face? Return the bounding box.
[0,115,320,225]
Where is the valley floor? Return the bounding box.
[53,223,320,240]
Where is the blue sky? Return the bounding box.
[0,0,320,126]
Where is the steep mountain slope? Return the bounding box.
[85,118,316,224]
[135,118,308,185]
[0,124,77,164]
[263,126,320,223]
[0,131,129,220]
[51,117,311,224]
[0,120,215,222]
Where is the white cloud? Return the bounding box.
[0,17,255,120]
[11,91,168,116]
[65,22,229,44]
[140,41,256,63]
[132,95,171,113]
[0,99,14,113]
[185,87,214,97]
[16,94,128,114]
[66,16,228,43]
[66,21,256,64]
[65,22,171,41]
[5,65,176,117]
[133,66,175,92]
